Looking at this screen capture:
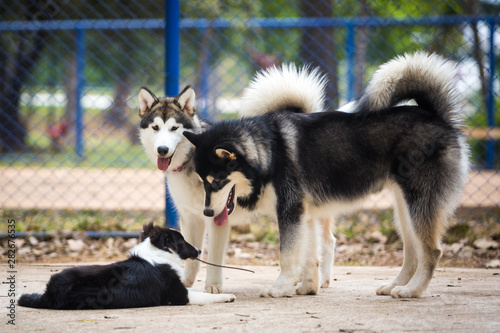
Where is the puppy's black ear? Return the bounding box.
[141,222,154,241]
[183,131,200,147]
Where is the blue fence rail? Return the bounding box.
[0,8,498,226]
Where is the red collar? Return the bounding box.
[171,151,193,173]
[172,164,185,172]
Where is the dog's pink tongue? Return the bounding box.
[214,206,228,226]
[157,157,170,171]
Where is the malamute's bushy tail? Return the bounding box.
[356,52,462,127]
[239,63,328,117]
[18,293,47,308]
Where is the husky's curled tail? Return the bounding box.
[239,63,336,290]
[355,52,463,127]
[239,64,328,117]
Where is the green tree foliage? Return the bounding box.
[1,0,498,165]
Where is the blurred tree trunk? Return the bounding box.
[0,0,56,152]
[103,28,138,144]
[464,0,489,110]
[64,51,77,147]
[299,0,338,107]
[355,0,369,97]
[195,24,214,117]
[106,74,138,144]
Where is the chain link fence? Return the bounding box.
[0,0,499,232]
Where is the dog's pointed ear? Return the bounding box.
[214,147,237,161]
[141,222,154,240]
[183,131,200,147]
[176,85,196,116]
[138,87,159,117]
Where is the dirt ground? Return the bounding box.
[1,167,499,332]
[2,264,500,333]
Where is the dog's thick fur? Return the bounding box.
[18,223,235,309]
[184,52,469,298]
[137,67,332,293]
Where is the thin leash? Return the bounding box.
[195,258,255,274]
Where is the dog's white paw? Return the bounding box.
[320,269,332,288]
[296,280,319,295]
[188,290,235,305]
[260,285,295,298]
[205,285,222,294]
[390,286,422,298]
[220,293,236,303]
[376,283,397,296]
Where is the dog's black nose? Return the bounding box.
[203,209,214,217]
[157,146,169,156]
[197,249,202,256]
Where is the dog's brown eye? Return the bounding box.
[171,126,179,131]
[152,125,159,131]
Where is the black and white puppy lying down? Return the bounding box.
[18,223,236,309]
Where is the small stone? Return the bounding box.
[18,247,31,255]
[486,259,500,269]
[449,243,463,254]
[15,239,25,248]
[233,247,242,258]
[28,236,39,246]
[473,238,499,250]
[68,239,86,252]
[369,231,388,244]
[459,246,474,258]
[239,253,252,259]
[235,234,256,243]
[106,238,114,248]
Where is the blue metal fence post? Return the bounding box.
[346,24,356,102]
[164,0,180,228]
[75,28,85,158]
[199,26,210,119]
[486,20,496,169]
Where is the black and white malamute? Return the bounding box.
[18,223,235,309]
[184,52,470,298]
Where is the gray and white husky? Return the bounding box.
[138,68,334,294]
[138,85,225,293]
[184,52,470,298]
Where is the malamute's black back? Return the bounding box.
[184,52,469,298]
